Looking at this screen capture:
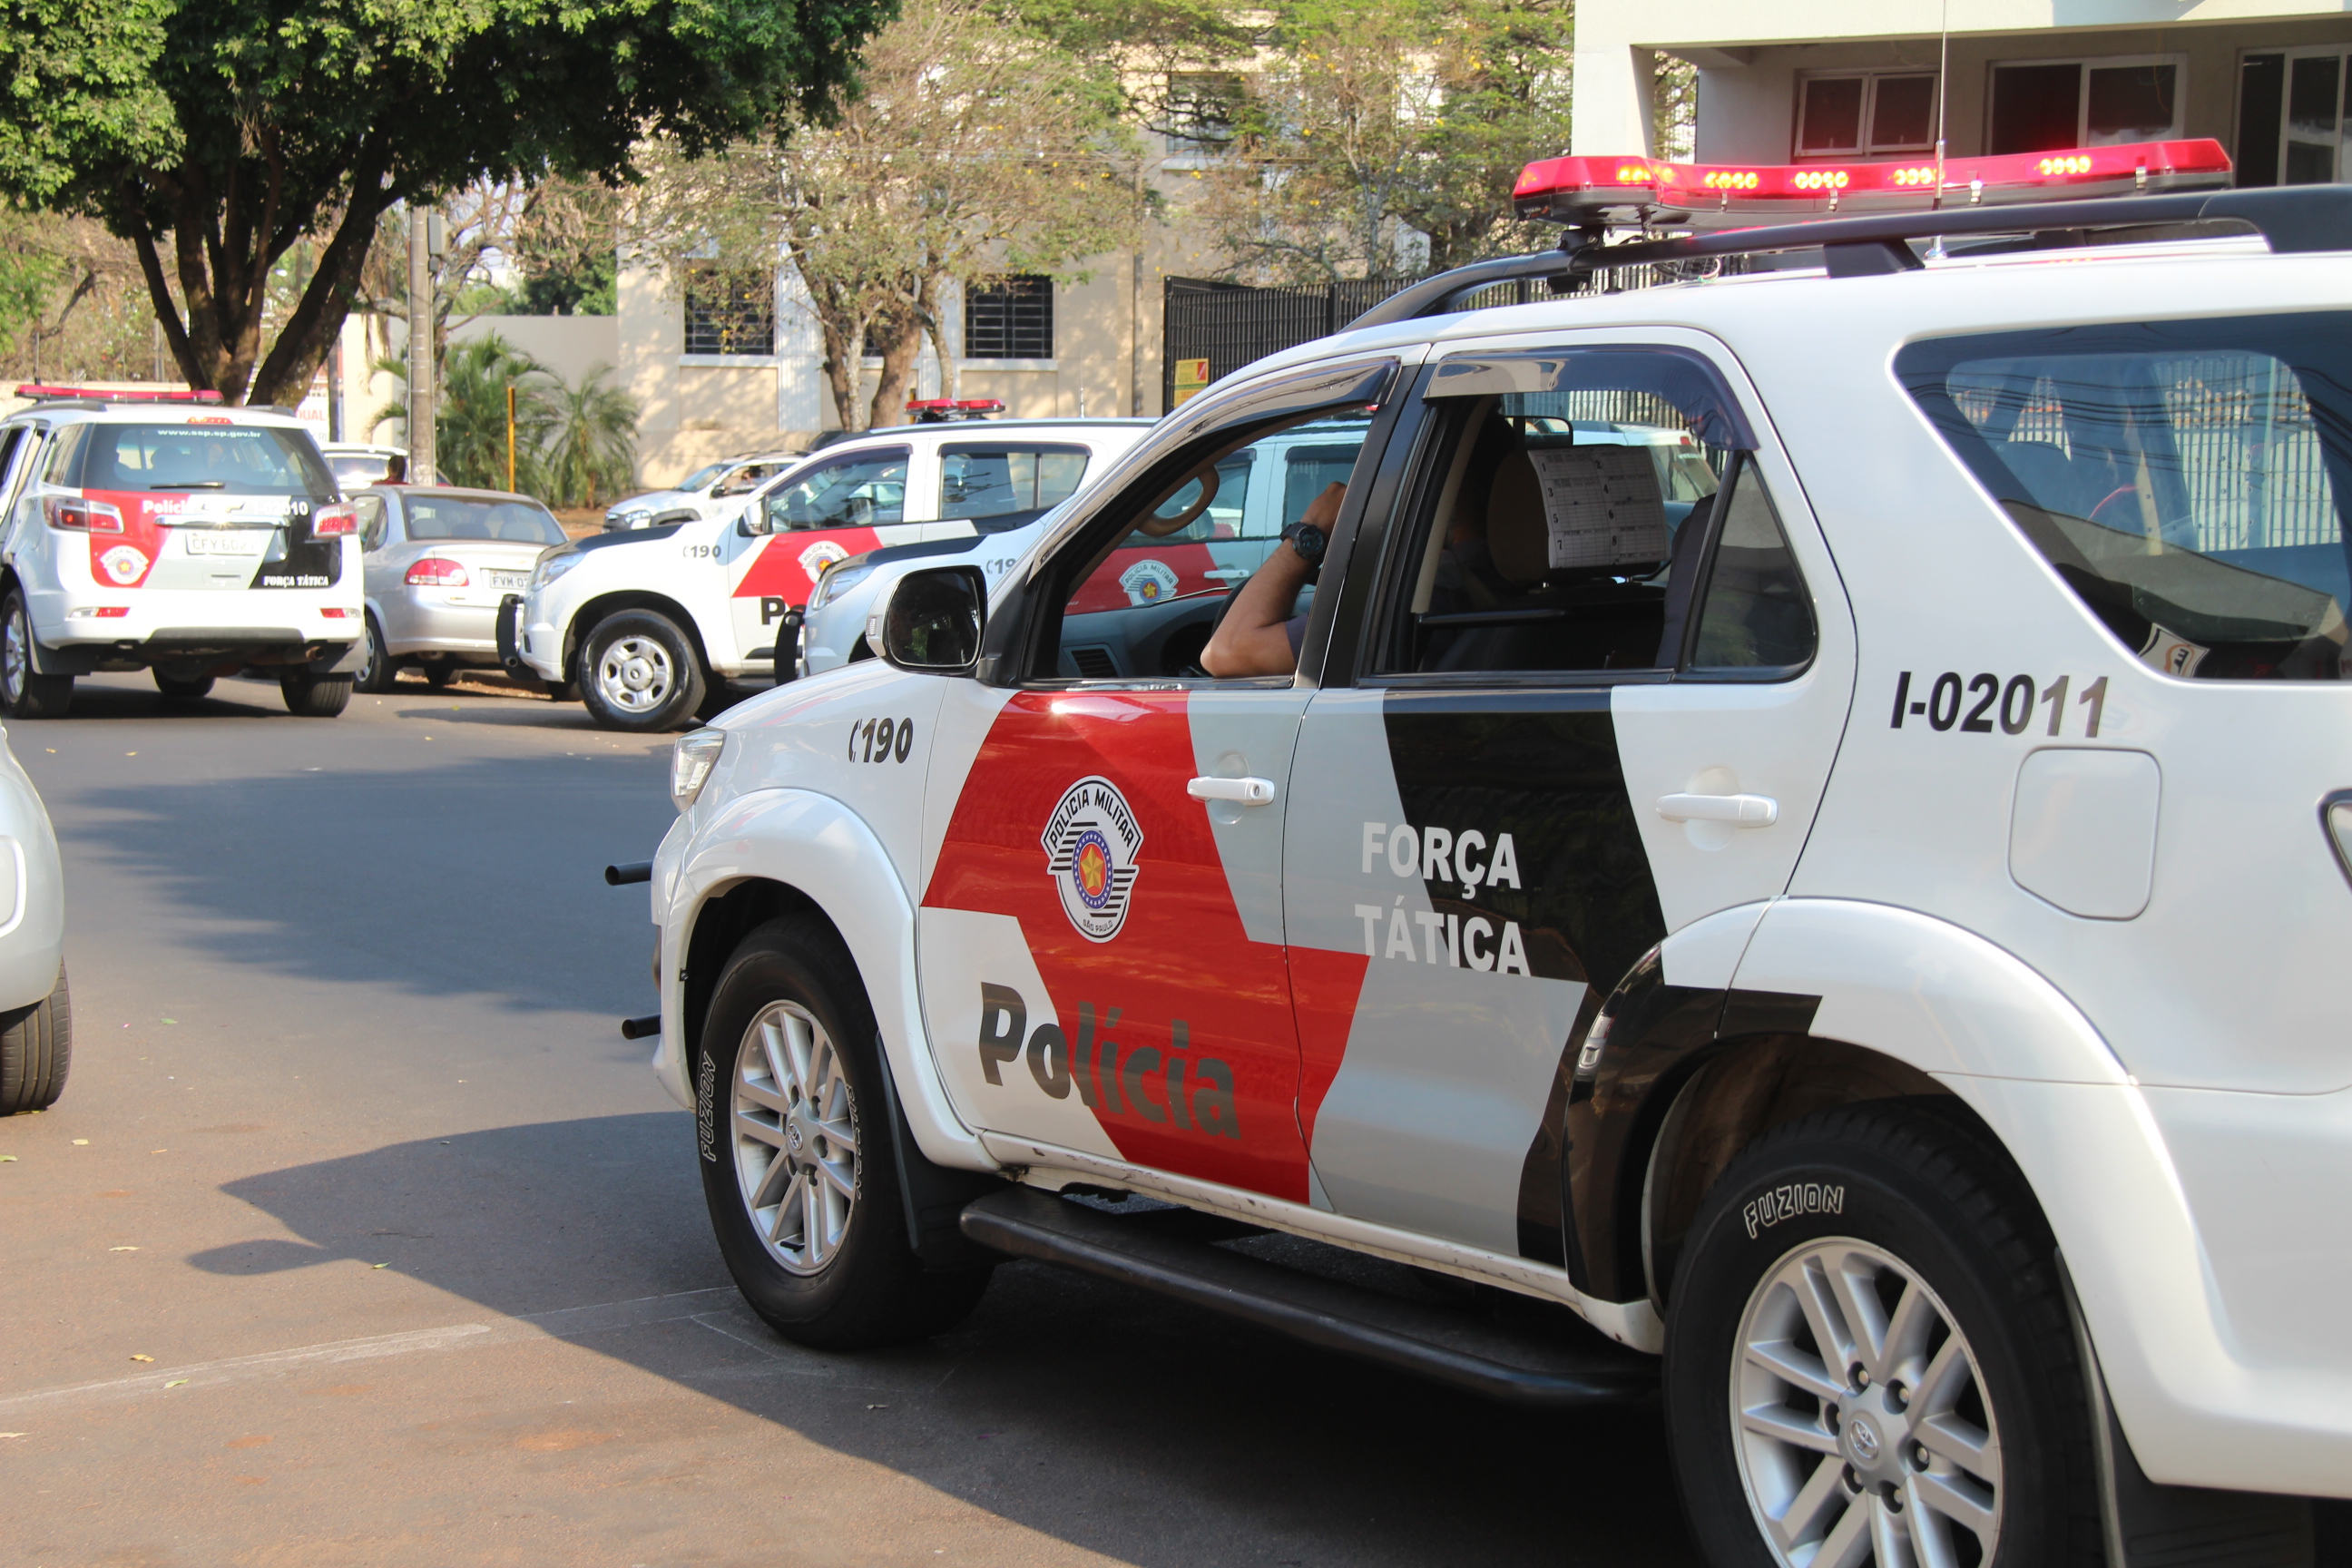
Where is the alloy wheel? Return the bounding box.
[730,1001,858,1276]
[2,605,24,703]
[596,634,673,714]
[1731,1238,2003,1567]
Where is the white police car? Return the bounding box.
[0,387,364,718]
[636,140,2352,1564]
[505,416,1148,730]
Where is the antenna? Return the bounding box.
[1934,0,1951,211]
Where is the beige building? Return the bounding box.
[619,193,1230,489]
[1578,0,2352,180]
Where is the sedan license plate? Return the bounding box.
[482,570,530,591]
[183,530,268,556]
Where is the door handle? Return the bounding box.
[1656,792,1778,827]
[1188,776,1278,807]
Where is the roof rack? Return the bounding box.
[1349,185,2352,331]
[13,384,225,406]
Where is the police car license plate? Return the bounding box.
[183,530,268,556]
[483,570,529,590]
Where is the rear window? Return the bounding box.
[402,495,568,545]
[66,422,336,499]
[1899,316,2352,681]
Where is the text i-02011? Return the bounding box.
[1889,671,2107,738]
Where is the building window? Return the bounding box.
[2237,49,2352,188]
[1162,73,1243,157]
[682,266,776,357]
[964,277,1054,360]
[1796,72,1938,158]
[1987,55,2184,156]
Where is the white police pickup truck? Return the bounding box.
[634,140,2352,1566]
[504,417,1148,730]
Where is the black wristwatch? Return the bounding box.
[1281,521,1326,564]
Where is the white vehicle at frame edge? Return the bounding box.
[0,387,366,719]
[602,450,803,534]
[505,416,1151,731]
[630,138,2352,1568]
[0,719,65,1115]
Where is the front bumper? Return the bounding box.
[500,593,565,683]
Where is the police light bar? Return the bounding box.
[905,397,1007,422]
[14,384,226,405]
[1513,139,2232,226]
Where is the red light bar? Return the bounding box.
[13,384,224,405]
[1514,140,2232,226]
[904,397,1007,422]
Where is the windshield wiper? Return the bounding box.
[153,480,227,489]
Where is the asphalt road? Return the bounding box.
[0,671,1695,1568]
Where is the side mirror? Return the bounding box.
[735,515,760,538]
[871,566,985,674]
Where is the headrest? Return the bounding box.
[1485,451,1550,583]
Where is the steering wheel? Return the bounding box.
[1136,464,1221,538]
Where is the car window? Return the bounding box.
[764,449,909,532]
[1370,348,1810,681]
[712,461,786,497]
[1900,316,2352,681]
[329,452,395,487]
[938,444,1091,531]
[401,495,567,544]
[1045,415,1374,680]
[680,461,732,492]
[353,494,390,551]
[69,422,337,498]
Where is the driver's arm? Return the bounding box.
[1201,482,1345,678]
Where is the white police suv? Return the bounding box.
[0,387,363,718]
[633,139,2352,1566]
[505,415,1148,730]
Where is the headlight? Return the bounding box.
[532,552,583,591]
[809,562,875,612]
[671,728,728,811]
[607,505,652,529]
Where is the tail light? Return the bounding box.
[311,504,358,536]
[44,495,123,534]
[406,557,469,587]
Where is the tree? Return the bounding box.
[634,0,1145,431]
[1201,0,1573,284]
[369,338,636,504]
[537,363,638,506]
[0,0,891,407]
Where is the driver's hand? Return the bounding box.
[1302,481,1346,533]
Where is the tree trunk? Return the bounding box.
[817,312,870,432]
[867,305,926,429]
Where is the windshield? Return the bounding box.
[328,452,397,486]
[72,423,336,498]
[402,495,568,545]
[679,462,732,493]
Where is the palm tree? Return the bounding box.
[436,334,557,491]
[535,362,639,507]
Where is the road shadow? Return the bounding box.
[47,747,674,1023]
[191,1112,1704,1568]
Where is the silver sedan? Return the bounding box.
[351,487,572,692]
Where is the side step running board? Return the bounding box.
[960,1187,1656,1407]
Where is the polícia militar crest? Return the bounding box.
[1042,776,1142,942]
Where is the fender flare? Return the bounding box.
[656,785,994,1174]
[1724,900,2327,1493]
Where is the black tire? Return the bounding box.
[1664,1099,2098,1568]
[422,663,456,688]
[355,615,399,693]
[695,678,739,722]
[152,671,215,700]
[1,591,72,719]
[279,672,354,718]
[0,967,71,1114]
[697,916,992,1349]
[579,610,707,732]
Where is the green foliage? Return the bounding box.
[536,360,637,506]
[1203,0,1575,282]
[0,0,891,403]
[0,248,59,356]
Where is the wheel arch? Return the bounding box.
[565,589,721,685]
[660,787,993,1175]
